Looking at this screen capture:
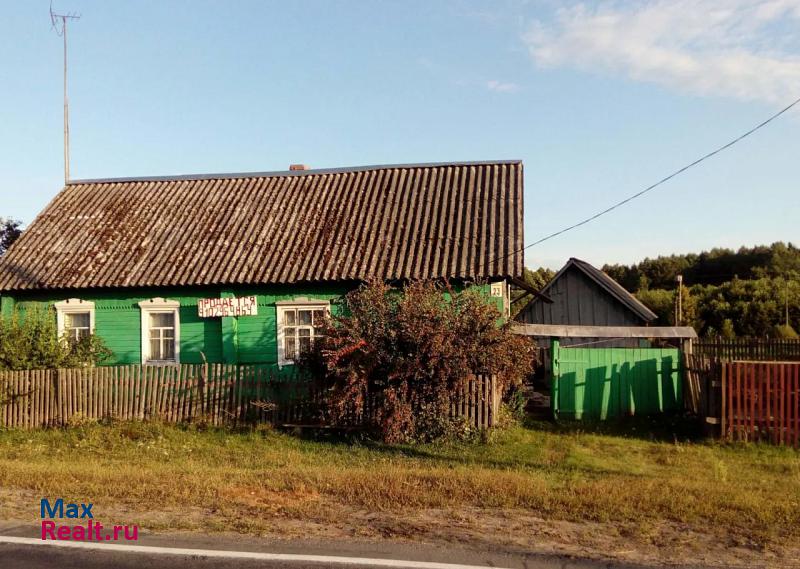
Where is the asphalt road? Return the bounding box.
[0,523,690,569]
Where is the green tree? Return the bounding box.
[635,288,673,324]
[720,319,736,339]
[604,242,799,291]
[675,284,699,328]
[0,217,22,255]
[510,266,555,317]
[0,307,112,370]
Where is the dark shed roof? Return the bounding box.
[517,257,657,324]
[0,161,524,291]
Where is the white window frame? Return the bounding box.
[54,299,95,343]
[275,299,330,367]
[138,298,180,365]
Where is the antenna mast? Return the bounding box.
[50,2,80,184]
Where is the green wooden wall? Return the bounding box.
[1,284,349,368]
[0,282,500,370]
[551,342,683,420]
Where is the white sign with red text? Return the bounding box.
[198,296,258,318]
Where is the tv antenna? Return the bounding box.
[50,1,80,184]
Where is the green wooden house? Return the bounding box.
[0,161,524,370]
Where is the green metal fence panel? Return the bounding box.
[551,341,683,420]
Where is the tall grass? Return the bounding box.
[0,420,798,543]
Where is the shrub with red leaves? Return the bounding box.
[300,280,534,442]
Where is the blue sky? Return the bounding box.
[1,0,798,270]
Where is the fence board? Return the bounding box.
[1,365,500,431]
[693,338,800,361]
[10,374,16,429]
[30,371,38,428]
[722,361,800,447]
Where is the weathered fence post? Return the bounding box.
[198,360,207,418]
[550,338,560,420]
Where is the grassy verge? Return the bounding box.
[0,418,798,554]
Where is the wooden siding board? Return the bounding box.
[9,284,342,366]
[554,346,682,420]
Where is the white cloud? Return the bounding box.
[487,80,520,93]
[523,1,800,104]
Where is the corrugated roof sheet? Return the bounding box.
[0,161,524,291]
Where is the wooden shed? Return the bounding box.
[515,257,661,394]
[516,257,657,328]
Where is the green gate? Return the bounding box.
[551,340,683,420]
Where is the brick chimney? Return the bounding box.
[289,164,309,171]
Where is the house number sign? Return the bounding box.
[198,296,258,318]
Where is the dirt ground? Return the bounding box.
[2,487,797,569]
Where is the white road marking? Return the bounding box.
[0,535,512,569]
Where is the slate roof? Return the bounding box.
[0,161,524,291]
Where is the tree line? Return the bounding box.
[604,242,799,337]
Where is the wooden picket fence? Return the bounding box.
[692,338,800,361]
[722,361,800,447]
[450,373,501,429]
[682,353,723,425]
[0,365,500,431]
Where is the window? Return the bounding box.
[276,300,329,366]
[148,312,176,361]
[138,298,180,364]
[54,299,95,344]
[65,312,91,343]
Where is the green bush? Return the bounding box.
[0,306,112,370]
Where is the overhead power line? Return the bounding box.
[498,94,800,264]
